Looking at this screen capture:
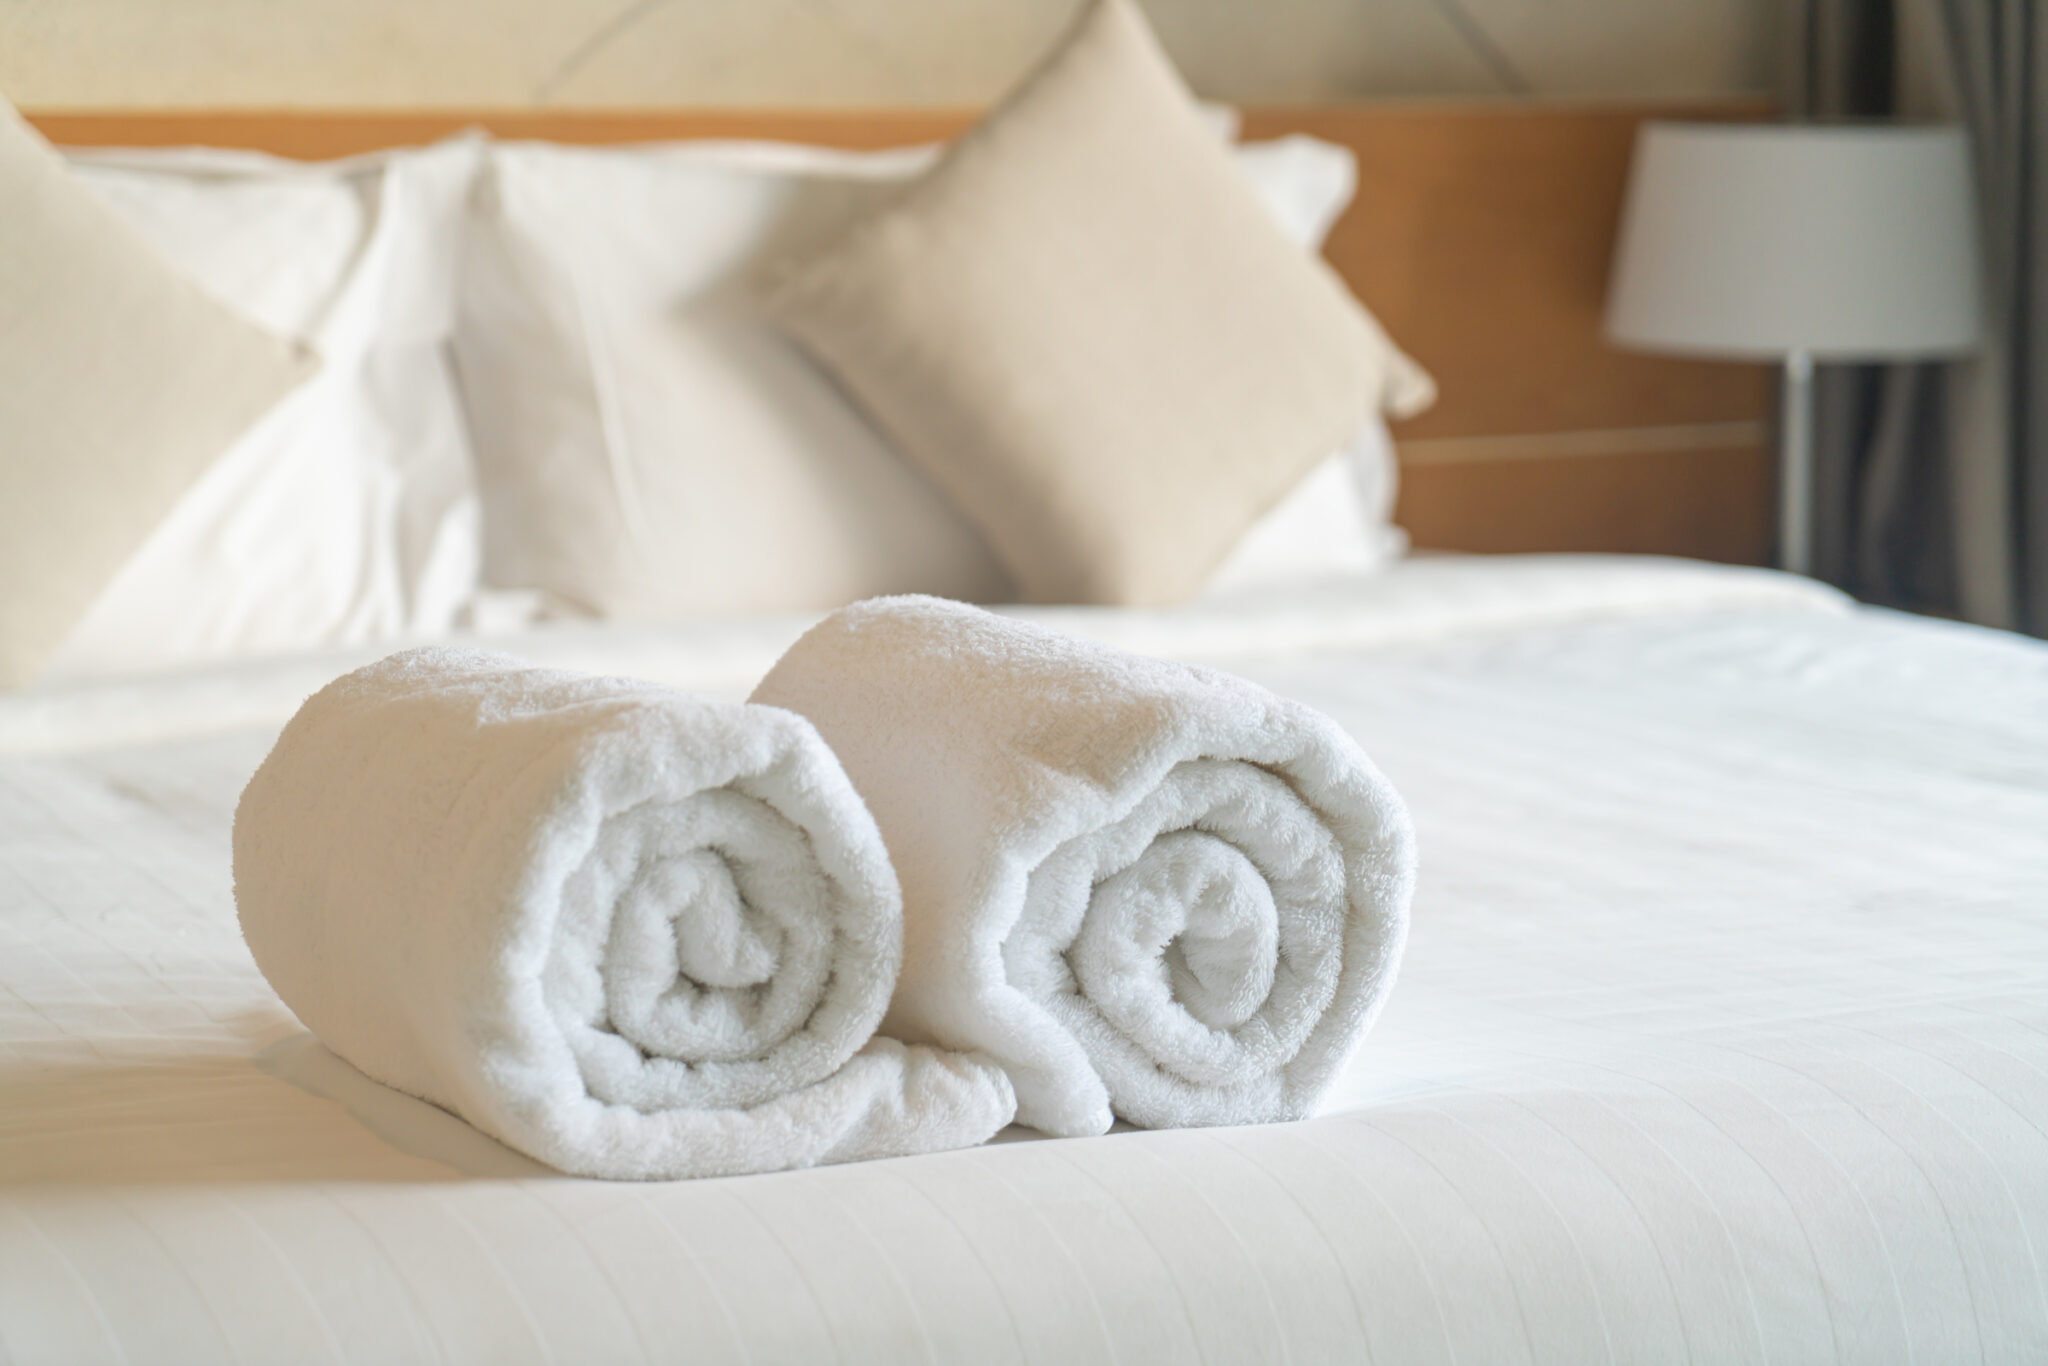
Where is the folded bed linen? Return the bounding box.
[233,646,1015,1179]
[753,596,1414,1136]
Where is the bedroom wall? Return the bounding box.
[5,0,1784,108]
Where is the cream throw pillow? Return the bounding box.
[0,101,314,686]
[762,0,1430,606]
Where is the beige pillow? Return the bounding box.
[0,101,314,687]
[762,0,1431,606]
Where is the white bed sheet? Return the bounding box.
[3,554,2044,1364]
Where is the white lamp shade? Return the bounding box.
[1606,123,1982,360]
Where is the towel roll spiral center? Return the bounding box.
[1012,758,1349,1091]
[549,779,886,1115]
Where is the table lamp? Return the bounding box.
[1605,123,1982,575]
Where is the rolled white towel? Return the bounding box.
[752,597,1414,1137]
[234,646,1015,1179]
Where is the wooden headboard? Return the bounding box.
[30,103,1775,565]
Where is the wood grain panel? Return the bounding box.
[29,102,1779,565]
[1396,443,1772,564]
[27,108,978,159]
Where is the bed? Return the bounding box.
[4,554,2046,1361]
[5,87,2046,1362]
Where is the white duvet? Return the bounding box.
[4,554,2045,1364]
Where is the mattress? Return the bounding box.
[4,554,2045,1364]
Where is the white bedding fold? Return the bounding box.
[0,554,1848,758]
[752,597,1415,1136]
[233,646,1015,1179]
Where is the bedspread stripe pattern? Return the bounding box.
[3,587,2045,1363]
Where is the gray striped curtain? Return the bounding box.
[1788,0,2046,636]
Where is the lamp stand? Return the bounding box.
[1778,349,1814,577]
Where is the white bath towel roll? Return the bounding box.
[234,647,1015,1179]
[752,597,1414,1137]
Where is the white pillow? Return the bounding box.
[1207,412,1406,594]
[455,130,1404,619]
[41,138,485,681]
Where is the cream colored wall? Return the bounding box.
[3,0,1783,108]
